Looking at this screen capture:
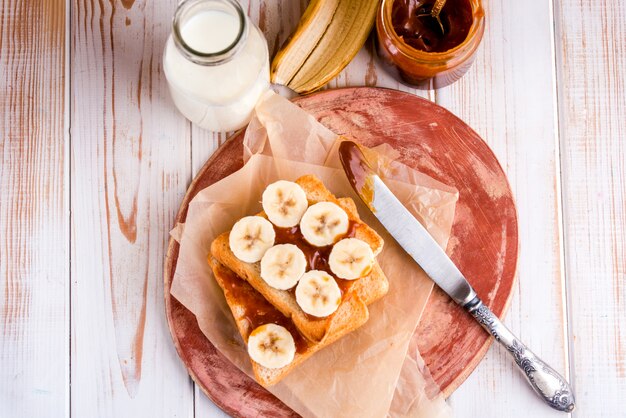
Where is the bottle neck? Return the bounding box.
[172,0,248,66]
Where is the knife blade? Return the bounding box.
[338,140,575,413]
[339,143,475,306]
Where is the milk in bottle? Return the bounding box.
[163,0,270,132]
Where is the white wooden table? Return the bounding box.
[1,0,624,417]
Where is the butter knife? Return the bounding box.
[338,141,575,413]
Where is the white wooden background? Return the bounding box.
[0,0,624,417]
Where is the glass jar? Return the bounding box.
[376,0,485,89]
[163,0,270,132]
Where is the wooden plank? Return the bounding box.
[435,0,571,416]
[191,130,225,177]
[553,0,626,416]
[0,0,69,416]
[194,386,230,418]
[70,0,193,415]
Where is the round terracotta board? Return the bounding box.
[164,87,518,417]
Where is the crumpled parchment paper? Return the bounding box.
[171,91,456,418]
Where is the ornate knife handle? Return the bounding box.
[465,297,575,412]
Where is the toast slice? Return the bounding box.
[211,175,388,342]
[208,257,368,386]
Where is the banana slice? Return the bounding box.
[260,244,307,290]
[247,324,296,369]
[299,201,349,247]
[229,216,276,263]
[262,180,309,228]
[295,270,341,317]
[329,238,374,280]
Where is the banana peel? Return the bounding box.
[271,0,379,94]
[271,0,341,87]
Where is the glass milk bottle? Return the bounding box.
[163,0,270,132]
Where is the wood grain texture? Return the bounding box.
[0,0,69,416]
[70,0,193,415]
[554,0,626,416]
[436,0,572,416]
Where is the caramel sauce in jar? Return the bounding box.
[391,0,473,53]
[376,0,485,88]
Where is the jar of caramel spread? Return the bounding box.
[376,0,485,88]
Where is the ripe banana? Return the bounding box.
[271,0,379,94]
[295,270,342,317]
[262,180,309,228]
[229,216,276,263]
[300,201,349,247]
[247,324,296,369]
[329,238,374,280]
[260,244,307,290]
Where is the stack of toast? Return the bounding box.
[209,174,389,386]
